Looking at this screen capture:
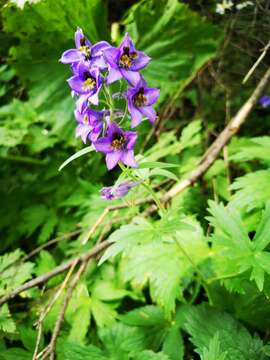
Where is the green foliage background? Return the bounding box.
[0,0,270,359]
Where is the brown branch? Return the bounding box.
[22,229,82,263]
[162,65,270,202]
[32,261,78,360]
[40,261,87,360]
[0,241,110,307]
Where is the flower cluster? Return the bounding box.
[60,28,159,198]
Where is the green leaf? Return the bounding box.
[230,137,270,163]
[138,161,179,169]
[149,168,178,182]
[98,218,155,265]
[253,203,270,251]
[124,0,221,100]
[1,348,31,360]
[61,342,106,360]
[0,305,16,333]
[0,251,34,297]
[120,306,166,327]
[207,201,270,293]
[123,217,208,315]
[162,325,184,360]
[207,200,250,251]
[58,146,95,171]
[133,350,170,360]
[99,323,146,356]
[184,304,265,360]
[230,170,270,211]
[200,333,227,360]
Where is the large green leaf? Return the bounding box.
[184,304,266,360]
[124,0,221,100]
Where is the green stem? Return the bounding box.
[172,235,213,305]
[118,162,164,215]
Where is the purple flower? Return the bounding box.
[101,181,140,200]
[127,77,159,127]
[104,33,151,87]
[94,122,137,170]
[260,95,270,108]
[67,63,102,105]
[60,28,109,70]
[75,108,109,143]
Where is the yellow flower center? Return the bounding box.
[111,135,126,150]
[82,77,96,91]
[119,47,138,69]
[79,45,91,59]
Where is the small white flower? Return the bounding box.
[236,1,254,10]
[216,0,234,15]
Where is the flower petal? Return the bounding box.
[76,124,91,144]
[75,28,91,48]
[120,69,141,87]
[104,47,120,66]
[130,51,151,71]
[128,99,143,128]
[125,131,138,150]
[107,67,122,84]
[119,33,136,53]
[60,49,81,64]
[140,106,157,124]
[107,122,123,139]
[145,88,160,106]
[92,55,108,70]
[91,41,110,56]
[88,92,99,105]
[121,150,137,168]
[67,75,84,93]
[106,151,122,170]
[76,95,88,113]
[94,138,112,153]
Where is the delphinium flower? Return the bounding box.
[100,181,140,200]
[60,29,160,200]
[126,77,160,127]
[259,95,270,108]
[67,63,102,105]
[94,122,137,170]
[104,33,151,86]
[60,28,110,70]
[75,108,109,143]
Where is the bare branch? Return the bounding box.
[0,241,110,307]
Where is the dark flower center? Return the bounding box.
[79,37,91,60]
[119,46,138,69]
[133,87,147,107]
[111,133,126,150]
[82,72,96,91]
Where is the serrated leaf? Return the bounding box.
[61,342,106,360]
[200,333,227,360]
[230,170,270,212]
[184,304,265,360]
[0,305,16,333]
